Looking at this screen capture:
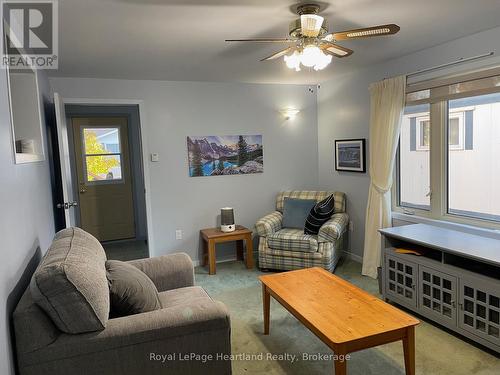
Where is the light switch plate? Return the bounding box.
[151,153,159,162]
[175,229,182,240]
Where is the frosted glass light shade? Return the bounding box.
[300,14,324,37]
[283,45,332,71]
[301,45,322,67]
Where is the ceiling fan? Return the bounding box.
[226,3,400,71]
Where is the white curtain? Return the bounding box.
[362,75,406,278]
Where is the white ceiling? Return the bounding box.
[52,0,500,84]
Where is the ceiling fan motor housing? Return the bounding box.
[296,3,320,15]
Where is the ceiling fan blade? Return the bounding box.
[260,47,294,61]
[300,14,324,37]
[225,38,297,43]
[331,24,400,40]
[320,42,353,58]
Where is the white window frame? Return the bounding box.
[393,86,500,230]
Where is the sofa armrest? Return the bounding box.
[318,213,349,243]
[255,211,283,237]
[24,300,230,366]
[127,253,194,292]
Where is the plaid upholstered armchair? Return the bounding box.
[255,191,348,272]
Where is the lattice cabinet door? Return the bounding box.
[385,254,417,308]
[459,277,500,347]
[419,266,457,326]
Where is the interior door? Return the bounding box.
[54,93,77,227]
[72,117,135,241]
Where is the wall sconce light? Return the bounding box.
[280,108,300,120]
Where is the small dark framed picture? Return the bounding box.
[334,139,366,173]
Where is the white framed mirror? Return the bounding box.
[6,64,46,164]
[2,1,45,163]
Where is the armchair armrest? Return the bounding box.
[318,213,349,243]
[127,253,194,292]
[31,300,230,365]
[255,211,283,237]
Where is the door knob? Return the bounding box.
[57,202,78,209]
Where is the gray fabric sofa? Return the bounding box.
[13,228,231,375]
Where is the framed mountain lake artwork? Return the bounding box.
[334,139,366,173]
[187,135,264,177]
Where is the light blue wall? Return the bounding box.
[50,78,319,263]
[0,69,55,375]
[318,25,500,259]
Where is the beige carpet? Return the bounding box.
[195,259,500,374]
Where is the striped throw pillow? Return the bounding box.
[304,194,335,235]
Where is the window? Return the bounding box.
[395,67,500,227]
[448,92,500,221]
[417,117,430,150]
[448,112,465,150]
[82,127,123,182]
[399,104,431,210]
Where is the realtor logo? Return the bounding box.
[1,0,58,69]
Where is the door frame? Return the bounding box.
[62,98,155,255]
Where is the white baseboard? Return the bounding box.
[343,250,363,263]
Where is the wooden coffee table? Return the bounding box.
[200,225,254,275]
[260,267,419,374]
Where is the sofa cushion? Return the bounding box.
[267,228,319,252]
[282,198,316,229]
[158,286,211,308]
[30,227,110,334]
[304,194,335,235]
[106,260,162,318]
[13,289,60,354]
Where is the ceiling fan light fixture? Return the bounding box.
[300,14,324,37]
[284,45,332,71]
[284,51,301,71]
[314,54,332,71]
[225,3,400,73]
[300,44,322,67]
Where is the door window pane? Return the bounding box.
[83,128,121,154]
[82,127,123,183]
[448,92,500,221]
[85,155,122,181]
[399,104,431,210]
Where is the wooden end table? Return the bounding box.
[200,225,254,275]
[260,267,420,375]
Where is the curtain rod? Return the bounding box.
[406,52,495,79]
